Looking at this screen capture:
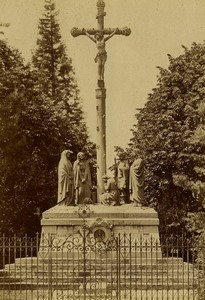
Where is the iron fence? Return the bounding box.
[0,232,204,300]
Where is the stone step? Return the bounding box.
[107,283,199,290]
[38,253,163,260]
[8,257,186,265]
[2,268,197,279]
[0,272,197,284]
[17,256,184,262]
[0,281,198,290]
[0,254,198,292]
[3,262,195,273]
[0,278,197,286]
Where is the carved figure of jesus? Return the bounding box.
[83,29,118,81]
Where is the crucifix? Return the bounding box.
[71,0,131,200]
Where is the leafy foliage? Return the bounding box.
[0,40,40,235]
[129,42,205,236]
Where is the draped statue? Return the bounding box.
[100,165,120,206]
[73,152,92,205]
[129,158,145,207]
[58,150,74,205]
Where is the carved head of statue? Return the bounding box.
[95,32,103,41]
[61,149,73,160]
[135,148,142,158]
[102,174,110,183]
[77,152,85,161]
[117,152,126,161]
[108,164,118,177]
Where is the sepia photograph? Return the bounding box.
[0,0,204,299]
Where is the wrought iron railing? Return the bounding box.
[0,233,204,300]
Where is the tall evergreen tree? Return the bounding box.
[32,0,89,154]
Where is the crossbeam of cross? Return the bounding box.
[71,27,131,37]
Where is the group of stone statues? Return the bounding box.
[57,150,144,207]
[58,150,92,205]
[100,152,145,207]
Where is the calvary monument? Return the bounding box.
[40,0,160,244]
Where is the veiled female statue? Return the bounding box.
[129,157,145,207]
[73,152,92,205]
[58,150,74,205]
[117,152,130,204]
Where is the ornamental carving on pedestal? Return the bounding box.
[89,217,113,243]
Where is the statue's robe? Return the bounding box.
[58,151,74,205]
[129,158,144,206]
[100,177,120,206]
[73,159,92,204]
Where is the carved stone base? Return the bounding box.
[41,204,160,241]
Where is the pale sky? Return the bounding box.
[1,0,205,166]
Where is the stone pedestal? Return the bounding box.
[41,204,160,242]
[40,204,161,259]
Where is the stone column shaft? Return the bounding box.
[96,84,106,199]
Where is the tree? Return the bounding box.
[129,42,205,236]
[0,39,42,235]
[0,0,95,235]
[32,0,91,153]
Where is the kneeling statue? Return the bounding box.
[100,165,120,206]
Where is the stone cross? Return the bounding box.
[71,0,131,199]
[71,1,130,81]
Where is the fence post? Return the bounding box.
[82,223,87,300]
[2,234,5,300]
[116,234,120,300]
[48,234,53,300]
